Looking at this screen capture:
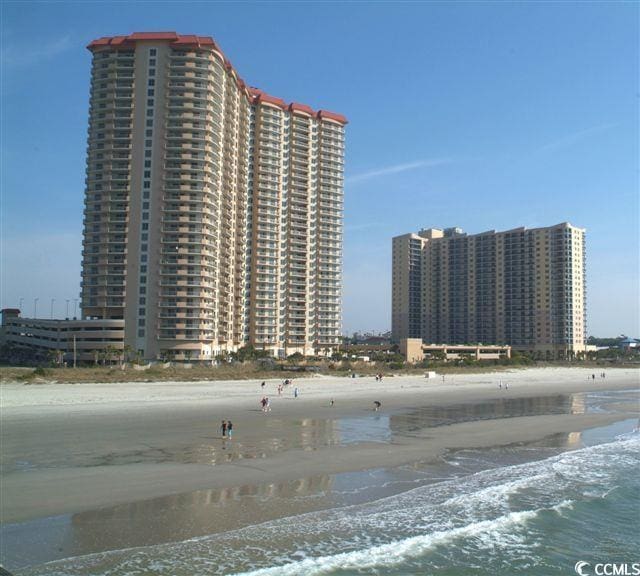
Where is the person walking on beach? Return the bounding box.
[227,421,233,439]
[505,383,509,391]
[373,400,382,411]
[261,396,267,412]
[330,398,335,407]
[220,420,228,438]
[294,387,299,398]
[261,381,266,391]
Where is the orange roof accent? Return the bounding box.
[290,102,315,116]
[87,33,346,123]
[317,110,348,125]
[259,93,287,109]
[129,31,179,41]
[172,34,199,44]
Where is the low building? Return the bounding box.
[618,337,640,351]
[1,309,124,364]
[400,338,511,363]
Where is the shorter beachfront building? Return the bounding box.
[392,223,587,359]
[0,309,124,364]
[400,338,512,364]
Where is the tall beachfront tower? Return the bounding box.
[81,32,346,361]
[392,223,587,359]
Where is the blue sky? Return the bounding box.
[1,1,638,336]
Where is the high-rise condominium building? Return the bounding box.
[392,223,587,358]
[81,32,346,361]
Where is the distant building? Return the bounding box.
[400,338,511,363]
[392,223,587,358]
[1,309,124,364]
[618,337,640,350]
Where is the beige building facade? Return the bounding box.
[81,33,346,360]
[392,223,587,358]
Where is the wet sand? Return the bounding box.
[1,367,638,570]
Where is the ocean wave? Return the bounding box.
[230,504,571,576]
[18,436,640,576]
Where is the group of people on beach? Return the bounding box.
[220,419,233,438]
[260,396,272,412]
[374,373,384,382]
[592,372,606,380]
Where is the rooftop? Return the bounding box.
[87,32,347,125]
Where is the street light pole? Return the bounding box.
[50,298,55,319]
[73,299,78,319]
[19,297,24,311]
[66,299,70,319]
[34,298,39,318]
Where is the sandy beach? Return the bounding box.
[1,366,639,572]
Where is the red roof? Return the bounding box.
[129,31,179,41]
[87,33,347,124]
[290,102,315,116]
[318,110,348,125]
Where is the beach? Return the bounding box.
[1,366,639,574]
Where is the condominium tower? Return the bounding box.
[392,223,587,358]
[81,32,346,360]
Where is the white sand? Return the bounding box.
[1,367,638,524]
[2,367,638,413]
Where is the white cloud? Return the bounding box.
[538,123,617,153]
[1,35,74,69]
[346,158,452,184]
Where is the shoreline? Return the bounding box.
[1,367,638,570]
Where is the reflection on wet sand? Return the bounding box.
[3,390,630,572]
[3,393,601,475]
[68,474,335,555]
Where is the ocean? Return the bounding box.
[14,415,639,576]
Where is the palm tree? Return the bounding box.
[123,344,134,365]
